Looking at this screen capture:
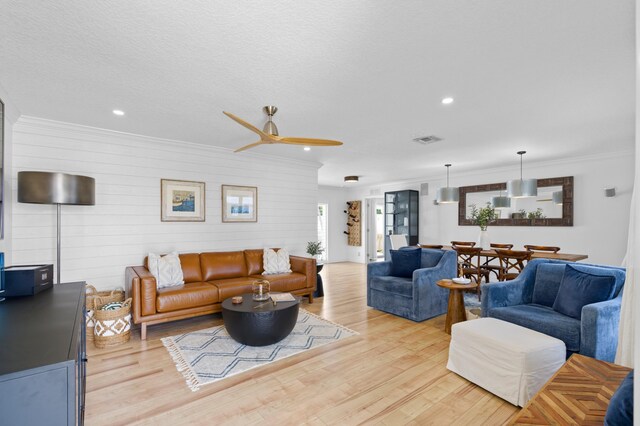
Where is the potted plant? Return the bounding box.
[469,202,498,248]
[306,241,324,262]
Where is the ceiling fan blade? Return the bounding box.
[279,136,343,147]
[234,141,267,152]
[223,111,273,140]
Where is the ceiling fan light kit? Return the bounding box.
[436,164,459,204]
[223,106,343,152]
[507,151,537,198]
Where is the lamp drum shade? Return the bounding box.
[506,178,537,198]
[437,186,459,203]
[491,196,511,209]
[18,172,95,205]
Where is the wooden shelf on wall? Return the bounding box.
[346,200,361,246]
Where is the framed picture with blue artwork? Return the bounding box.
[161,179,205,222]
[222,185,257,222]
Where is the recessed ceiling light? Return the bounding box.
[304,146,311,151]
[441,97,454,105]
[112,109,125,116]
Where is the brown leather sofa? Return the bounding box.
[125,249,316,340]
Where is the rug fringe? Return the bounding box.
[161,337,201,392]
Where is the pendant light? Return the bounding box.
[507,151,537,198]
[552,190,563,205]
[492,188,511,209]
[437,164,459,204]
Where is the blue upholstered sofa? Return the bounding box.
[481,259,626,362]
[367,248,457,321]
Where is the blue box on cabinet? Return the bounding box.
[4,264,53,297]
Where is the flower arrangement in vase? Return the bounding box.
[469,203,498,248]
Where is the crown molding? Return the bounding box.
[344,148,635,194]
[14,116,323,169]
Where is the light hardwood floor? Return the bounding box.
[86,262,519,425]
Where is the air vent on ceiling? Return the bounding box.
[412,135,443,145]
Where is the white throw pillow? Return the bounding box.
[262,248,292,275]
[148,251,185,288]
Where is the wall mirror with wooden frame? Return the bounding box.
[458,176,573,227]
[0,98,4,238]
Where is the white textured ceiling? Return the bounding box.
[0,1,635,187]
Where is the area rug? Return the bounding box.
[162,309,358,391]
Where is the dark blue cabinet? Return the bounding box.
[0,282,86,425]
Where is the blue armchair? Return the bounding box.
[367,249,457,321]
[481,259,626,362]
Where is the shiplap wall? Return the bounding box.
[11,117,319,290]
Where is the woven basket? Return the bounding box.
[85,285,125,341]
[93,297,132,349]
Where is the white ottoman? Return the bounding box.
[446,318,566,407]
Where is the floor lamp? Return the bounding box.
[18,171,95,284]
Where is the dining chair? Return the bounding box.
[451,241,476,247]
[524,245,561,253]
[419,244,444,249]
[482,243,515,280]
[494,249,532,281]
[453,246,490,299]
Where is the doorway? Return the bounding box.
[317,203,328,263]
[366,198,385,262]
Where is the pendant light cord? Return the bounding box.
[445,164,451,188]
[520,153,523,181]
[517,150,526,181]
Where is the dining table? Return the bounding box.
[440,245,588,262]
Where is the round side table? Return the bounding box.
[436,279,479,334]
[221,293,300,346]
[313,263,324,298]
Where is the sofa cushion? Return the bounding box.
[553,264,616,320]
[390,247,422,278]
[420,248,444,268]
[244,249,264,275]
[209,277,256,300]
[156,282,219,313]
[179,253,202,283]
[263,248,292,274]
[200,251,248,281]
[369,276,413,298]
[488,303,581,352]
[604,370,634,426]
[249,273,307,292]
[571,263,626,298]
[532,263,566,307]
[148,252,184,288]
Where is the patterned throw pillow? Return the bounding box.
[262,248,292,275]
[148,252,185,288]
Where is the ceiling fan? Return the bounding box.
[223,106,343,152]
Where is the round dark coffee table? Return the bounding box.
[221,293,300,346]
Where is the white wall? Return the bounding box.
[343,151,634,266]
[0,83,18,264]
[11,117,320,290]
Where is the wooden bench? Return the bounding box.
[509,354,631,425]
